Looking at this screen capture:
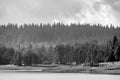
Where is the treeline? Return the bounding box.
[0,36,120,66]
[0,23,120,46]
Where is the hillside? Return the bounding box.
[0,23,120,46]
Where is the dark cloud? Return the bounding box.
[102,0,120,24]
[102,0,120,13]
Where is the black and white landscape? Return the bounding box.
[0,0,120,80]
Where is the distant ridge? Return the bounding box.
[0,23,120,46]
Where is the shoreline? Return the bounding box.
[1,70,120,75]
[0,65,120,75]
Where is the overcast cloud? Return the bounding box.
[0,0,120,26]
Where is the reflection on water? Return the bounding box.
[0,71,119,80]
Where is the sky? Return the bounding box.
[0,0,120,26]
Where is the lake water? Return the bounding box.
[0,71,120,80]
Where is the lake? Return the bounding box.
[0,71,120,80]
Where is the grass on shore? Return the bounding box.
[0,62,120,74]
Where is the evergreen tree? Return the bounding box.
[108,35,119,62]
[11,51,22,66]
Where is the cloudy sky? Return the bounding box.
[0,0,120,26]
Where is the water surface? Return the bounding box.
[0,71,120,80]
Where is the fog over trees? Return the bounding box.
[0,23,120,45]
